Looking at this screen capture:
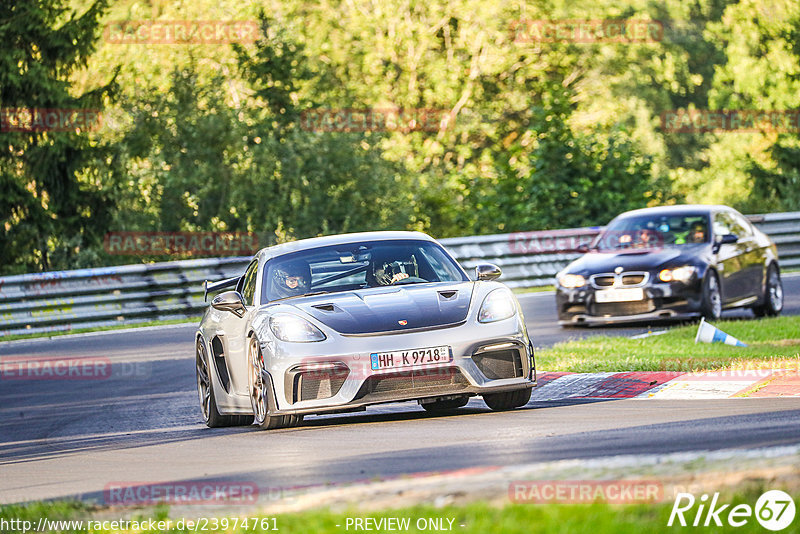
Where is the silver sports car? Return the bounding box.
[196,231,536,430]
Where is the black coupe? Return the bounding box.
[555,205,783,325]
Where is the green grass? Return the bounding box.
[512,285,555,294]
[0,317,200,343]
[2,486,795,534]
[537,315,800,373]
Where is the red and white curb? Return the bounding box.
[532,370,800,400]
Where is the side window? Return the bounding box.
[713,212,733,237]
[730,212,754,237]
[241,260,259,306]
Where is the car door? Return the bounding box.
[220,258,260,395]
[712,211,748,304]
[729,210,765,301]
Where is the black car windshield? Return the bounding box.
[593,213,710,251]
[261,239,468,303]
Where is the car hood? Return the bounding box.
[565,245,709,274]
[290,282,474,335]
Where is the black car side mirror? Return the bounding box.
[476,263,502,281]
[211,290,247,317]
[713,233,738,253]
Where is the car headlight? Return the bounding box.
[478,288,517,323]
[557,273,586,289]
[269,314,326,342]
[658,266,697,283]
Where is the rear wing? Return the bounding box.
[203,277,239,302]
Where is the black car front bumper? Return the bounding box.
[556,279,704,325]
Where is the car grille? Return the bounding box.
[473,349,523,379]
[592,275,616,287]
[353,368,469,403]
[288,363,350,403]
[621,273,646,285]
[592,300,655,316]
[297,373,348,402]
[590,271,649,289]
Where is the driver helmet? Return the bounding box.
[271,259,310,299]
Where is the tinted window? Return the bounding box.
[713,212,734,237]
[261,240,467,303]
[596,213,710,250]
[241,260,259,305]
[730,212,754,237]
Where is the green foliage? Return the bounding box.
[2,0,799,274]
[0,1,117,274]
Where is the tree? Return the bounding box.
[0,0,117,274]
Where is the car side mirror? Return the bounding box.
[476,263,502,281]
[576,243,590,253]
[713,233,738,253]
[211,290,247,318]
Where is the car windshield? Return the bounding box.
[593,213,710,251]
[261,239,468,303]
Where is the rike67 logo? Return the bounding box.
[669,490,796,531]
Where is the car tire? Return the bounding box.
[421,396,470,412]
[483,388,532,411]
[700,270,722,321]
[752,264,783,317]
[196,338,253,428]
[248,337,287,430]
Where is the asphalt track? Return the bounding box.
[1,274,799,505]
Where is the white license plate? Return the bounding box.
[370,346,452,370]
[595,288,645,303]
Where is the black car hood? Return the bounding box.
[291,282,474,335]
[566,245,710,274]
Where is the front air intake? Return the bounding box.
[473,349,523,379]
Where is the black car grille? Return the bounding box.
[353,368,468,402]
[590,272,649,288]
[621,274,646,285]
[592,300,655,316]
[593,275,615,287]
[473,349,523,379]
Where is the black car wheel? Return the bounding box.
[752,264,783,317]
[700,271,722,320]
[483,388,532,411]
[197,338,253,428]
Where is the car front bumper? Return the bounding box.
[259,314,535,416]
[556,279,704,325]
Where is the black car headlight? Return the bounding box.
[557,273,587,288]
[658,266,697,283]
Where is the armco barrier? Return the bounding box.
[1,211,798,337]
